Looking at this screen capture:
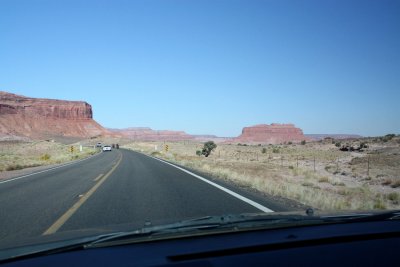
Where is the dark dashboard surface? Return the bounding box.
[1,220,399,267]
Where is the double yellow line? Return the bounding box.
[43,152,123,235]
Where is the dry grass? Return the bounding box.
[0,140,97,173]
[123,139,400,211]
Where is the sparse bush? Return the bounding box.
[386,192,400,203]
[373,199,386,209]
[335,142,341,147]
[301,140,306,145]
[391,180,400,188]
[201,141,217,157]
[381,134,395,142]
[318,176,330,183]
[6,164,23,171]
[382,179,393,186]
[385,134,395,139]
[196,150,202,156]
[261,148,267,154]
[288,165,294,170]
[337,188,350,196]
[359,142,368,149]
[40,154,51,161]
[302,182,314,187]
[151,151,162,157]
[288,141,292,145]
[272,147,280,153]
[325,165,332,171]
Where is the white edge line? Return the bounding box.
[144,153,274,213]
[0,151,103,184]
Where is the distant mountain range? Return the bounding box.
[0,91,362,143]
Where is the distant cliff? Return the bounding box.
[228,123,308,144]
[109,127,194,141]
[0,91,108,139]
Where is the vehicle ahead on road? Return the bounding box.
[102,145,112,152]
[0,210,398,266]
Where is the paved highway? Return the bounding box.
[0,149,289,246]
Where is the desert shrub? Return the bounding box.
[335,142,341,147]
[391,180,400,188]
[333,182,346,186]
[288,141,292,145]
[196,150,202,156]
[385,134,395,139]
[272,148,280,153]
[288,165,294,170]
[325,165,332,171]
[373,199,386,209]
[386,192,400,203]
[261,148,267,154]
[318,176,330,183]
[382,179,393,186]
[381,134,395,142]
[201,141,217,157]
[151,151,161,157]
[301,140,306,145]
[6,164,23,171]
[359,142,368,148]
[40,154,51,161]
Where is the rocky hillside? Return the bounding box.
[228,123,308,144]
[0,91,109,140]
[109,127,194,141]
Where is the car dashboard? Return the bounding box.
[1,219,399,267]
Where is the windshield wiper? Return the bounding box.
[2,210,398,263]
[86,210,400,248]
[84,214,323,247]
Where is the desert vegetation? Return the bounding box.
[0,140,97,177]
[124,136,400,211]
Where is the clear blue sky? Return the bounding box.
[1,0,399,137]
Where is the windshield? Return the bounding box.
[0,0,399,252]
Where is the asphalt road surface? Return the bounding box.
[0,149,290,246]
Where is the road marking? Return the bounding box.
[42,153,123,235]
[147,155,274,213]
[93,173,103,182]
[0,152,102,185]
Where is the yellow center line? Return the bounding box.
[43,152,123,235]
